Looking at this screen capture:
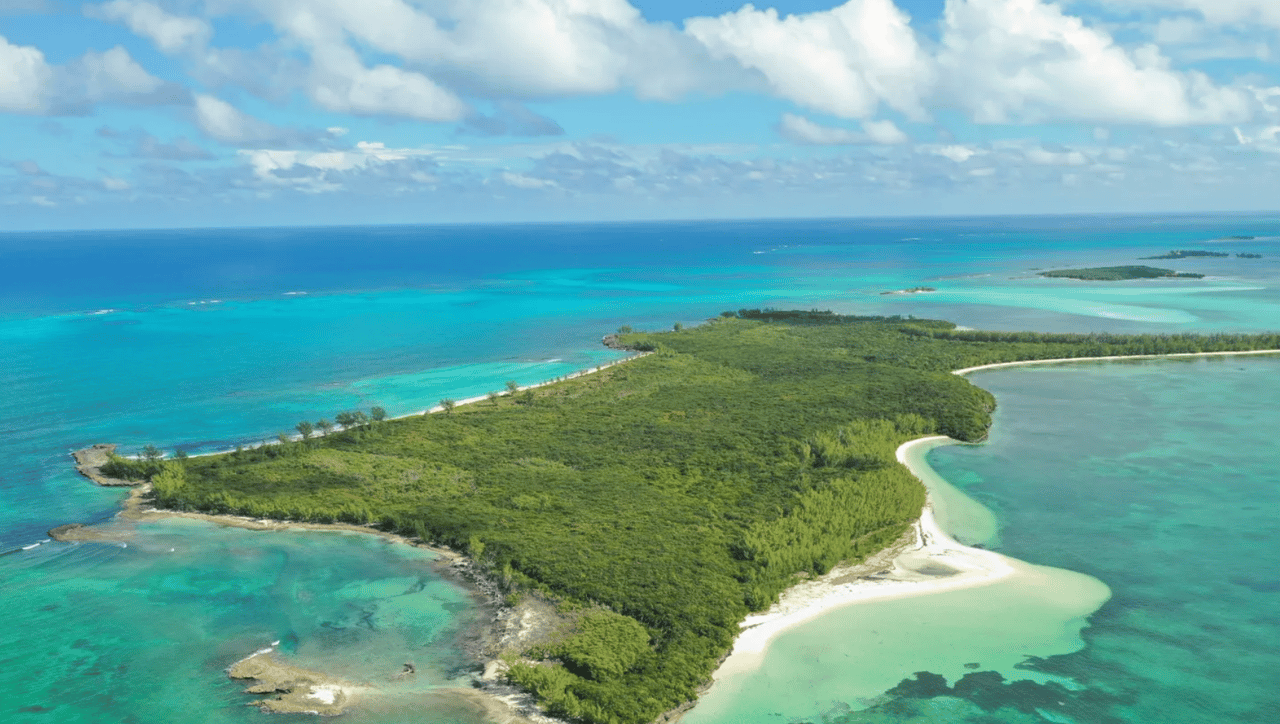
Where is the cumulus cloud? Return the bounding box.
[685,0,932,120]
[306,44,468,121]
[0,35,51,112]
[938,0,1255,125]
[1,36,172,113]
[68,0,1273,135]
[62,46,166,101]
[91,0,211,53]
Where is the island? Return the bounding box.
[880,286,937,295]
[1039,265,1205,280]
[1238,253,1263,259]
[80,309,1280,724]
[1140,250,1229,259]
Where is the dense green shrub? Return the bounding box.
[165,312,1279,724]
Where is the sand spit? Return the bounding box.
[708,436,1022,683]
[952,348,1280,376]
[228,649,359,716]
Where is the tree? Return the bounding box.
[335,411,357,429]
[440,399,456,414]
[352,411,369,428]
[141,445,164,462]
[674,322,683,331]
[277,432,290,445]
[296,421,314,439]
[370,406,387,423]
[488,391,501,405]
[618,325,633,334]
[316,419,334,436]
[506,380,520,394]
[174,450,188,460]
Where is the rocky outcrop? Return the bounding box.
[71,444,138,487]
[228,651,356,716]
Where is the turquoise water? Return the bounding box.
[694,357,1280,724]
[2,215,1280,722]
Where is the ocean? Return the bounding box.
[2,214,1278,723]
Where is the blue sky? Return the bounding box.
[4,0,1280,229]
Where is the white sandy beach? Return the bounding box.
[952,348,1280,376]
[707,349,1280,687]
[710,436,1023,681]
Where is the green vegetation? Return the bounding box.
[880,286,937,295]
[1238,253,1263,259]
[127,311,1280,724]
[1039,265,1204,280]
[1140,250,1229,259]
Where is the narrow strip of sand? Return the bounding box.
[952,348,1280,376]
[710,436,1023,681]
[708,349,1280,685]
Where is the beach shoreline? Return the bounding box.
[701,436,1023,687]
[694,349,1280,704]
[951,348,1280,376]
[54,347,1280,723]
[53,352,652,724]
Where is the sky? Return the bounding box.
[4,0,1280,229]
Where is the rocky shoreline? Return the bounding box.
[71,443,138,487]
[55,446,565,723]
[228,649,357,716]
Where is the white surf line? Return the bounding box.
[952,348,1280,376]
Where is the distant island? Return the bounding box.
[1238,253,1263,259]
[1140,250,1228,259]
[76,309,1280,724]
[880,286,936,295]
[1217,235,1256,240]
[1040,266,1205,281]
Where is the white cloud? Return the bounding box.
[1234,124,1280,152]
[307,44,468,121]
[778,113,864,144]
[1026,147,1089,166]
[500,171,557,189]
[862,118,909,144]
[92,0,211,54]
[238,139,438,190]
[0,35,50,112]
[1,37,167,113]
[194,94,287,145]
[777,113,910,145]
[1108,0,1280,28]
[939,0,1255,125]
[685,0,932,120]
[70,45,165,100]
[930,145,981,163]
[102,176,131,191]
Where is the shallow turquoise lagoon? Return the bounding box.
[692,356,1280,724]
[0,518,484,724]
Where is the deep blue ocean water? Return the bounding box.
[2,214,1278,723]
